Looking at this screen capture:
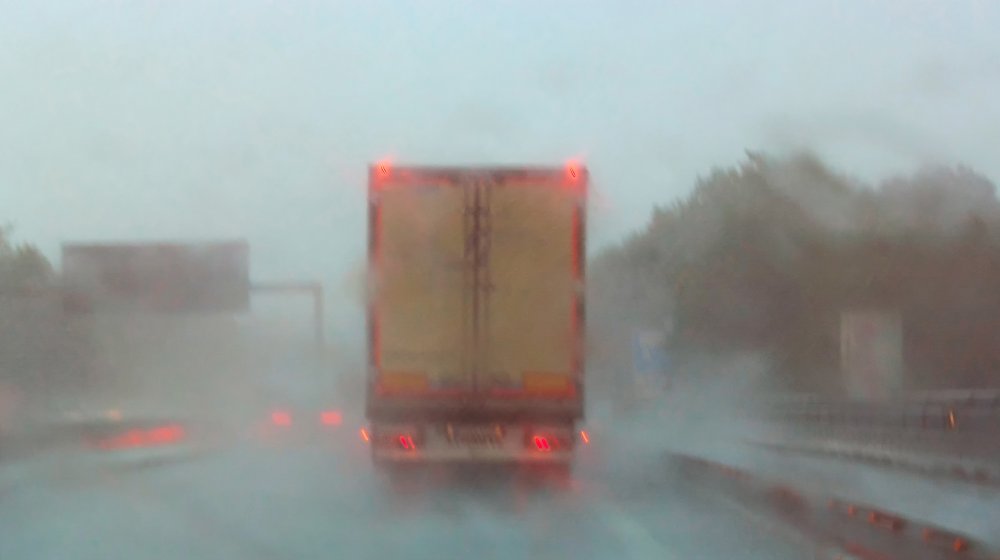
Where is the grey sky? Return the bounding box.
[2,0,999,336]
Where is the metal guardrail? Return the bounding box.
[766,390,999,432]
[757,391,1000,483]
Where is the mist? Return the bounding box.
[2,2,999,559]
[4,2,1000,313]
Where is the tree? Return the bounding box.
[0,226,52,295]
[590,153,1000,393]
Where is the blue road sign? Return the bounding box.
[632,330,669,383]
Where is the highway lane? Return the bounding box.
[0,430,805,560]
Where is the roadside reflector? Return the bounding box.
[922,528,971,552]
[867,510,905,531]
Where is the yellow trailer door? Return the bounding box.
[373,178,468,395]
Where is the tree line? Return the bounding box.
[0,226,51,295]
[590,153,1000,393]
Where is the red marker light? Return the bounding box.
[565,161,583,181]
[320,410,343,426]
[533,436,551,451]
[271,410,292,427]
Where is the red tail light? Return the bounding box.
[271,411,292,427]
[533,436,551,452]
[320,410,342,426]
[399,435,415,450]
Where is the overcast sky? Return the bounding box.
[2,0,999,335]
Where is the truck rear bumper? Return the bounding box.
[367,419,577,465]
[373,448,572,464]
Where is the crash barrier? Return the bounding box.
[767,390,999,432]
[759,390,1000,484]
[672,452,999,560]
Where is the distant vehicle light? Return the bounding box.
[271,410,292,427]
[120,430,144,448]
[360,428,370,442]
[579,430,590,444]
[96,424,185,450]
[147,424,185,444]
[533,436,551,452]
[320,410,343,426]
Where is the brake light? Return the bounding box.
[533,436,551,452]
[320,410,342,426]
[271,410,292,427]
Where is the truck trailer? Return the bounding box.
[365,162,587,470]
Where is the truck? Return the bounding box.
[365,162,587,471]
